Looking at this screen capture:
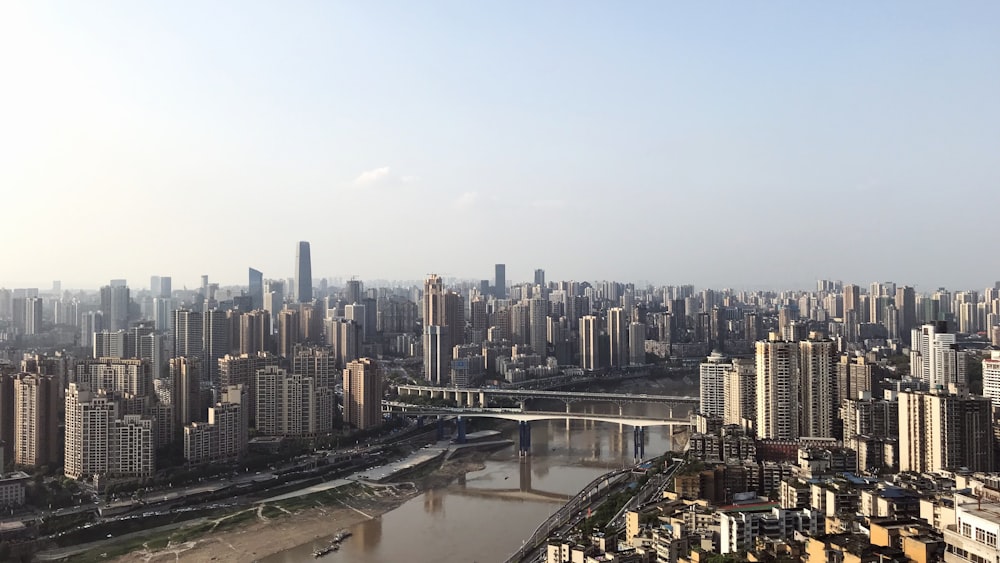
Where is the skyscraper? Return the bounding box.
[607,307,626,368]
[13,373,60,468]
[494,264,506,299]
[579,315,598,371]
[799,333,836,438]
[910,322,967,391]
[248,268,264,310]
[528,296,548,357]
[100,283,131,331]
[295,241,312,303]
[755,334,800,440]
[628,321,646,366]
[203,309,231,383]
[343,358,382,430]
[699,351,728,418]
[172,309,203,359]
[898,390,993,473]
[534,269,545,287]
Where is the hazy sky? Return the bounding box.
[2,2,998,291]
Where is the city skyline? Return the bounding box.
[3,3,999,289]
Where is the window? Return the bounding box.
[962,522,973,538]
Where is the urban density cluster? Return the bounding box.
[2,242,1000,563]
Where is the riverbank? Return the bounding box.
[101,456,489,563]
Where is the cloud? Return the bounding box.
[453,191,479,209]
[530,199,566,209]
[354,166,391,186]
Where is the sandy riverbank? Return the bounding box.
[109,458,487,563]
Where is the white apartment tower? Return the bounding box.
[755,333,800,440]
[64,384,118,480]
[699,351,728,418]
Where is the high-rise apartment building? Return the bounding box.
[73,358,153,397]
[100,283,131,331]
[528,297,548,357]
[110,415,155,478]
[699,351,728,418]
[203,309,231,383]
[277,308,301,358]
[239,310,271,355]
[755,334,800,440]
[898,390,993,473]
[13,374,60,468]
[579,315,599,371]
[295,241,312,303]
[982,351,1000,409]
[169,356,202,429]
[910,322,967,391]
[628,322,646,366]
[255,367,333,437]
[183,384,247,464]
[799,333,836,438]
[343,358,382,430]
[724,358,756,427]
[607,307,626,368]
[292,345,337,390]
[218,352,279,421]
[173,309,203,359]
[64,383,118,480]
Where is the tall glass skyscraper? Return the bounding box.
[248,268,263,309]
[295,241,312,303]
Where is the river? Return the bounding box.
[260,377,696,563]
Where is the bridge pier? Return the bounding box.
[633,426,645,460]
[518,421,532,457]
[436,417,445,441]
[456,416,467,444]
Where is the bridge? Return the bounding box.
[395,384,698,417]
[382,401,693,457]
[383,402,691,428]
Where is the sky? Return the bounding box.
[1,2,998,292]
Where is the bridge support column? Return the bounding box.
[518,421,532,457]
[436,417,445,441]
[633,427,645,460]
[416,415,425,428]
[456,417,467,444]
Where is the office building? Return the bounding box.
[295,241,312,303]
[495,264,506,299]
[248,268,264,310]
[534,269,545,287]
[343,358,382,430]
[756,334,800,440]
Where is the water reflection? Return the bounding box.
[260,382,695,563]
